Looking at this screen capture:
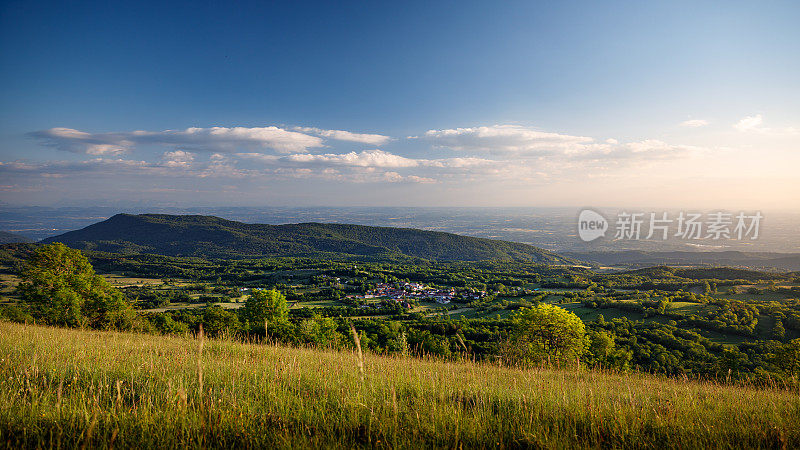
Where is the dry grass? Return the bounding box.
[0,321,798,449]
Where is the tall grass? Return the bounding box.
[0,321,797,449]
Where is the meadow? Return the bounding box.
[1,321,798,449]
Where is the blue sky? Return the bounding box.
[1,0,798,209]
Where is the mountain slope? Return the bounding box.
[42,214,574,263]
[0,231,32,244]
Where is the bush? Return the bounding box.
[506,304,587,366]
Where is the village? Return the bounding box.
[347,281,487,308]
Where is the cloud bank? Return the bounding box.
[422,124,702,161]
[7,122,716,192]
[421,124,593,155]
[30,125,392,155]
[292,127,391,145]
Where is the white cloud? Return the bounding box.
[178,127,324,153]
[235,150,511,183]
[374,172,435,184]
[13,122,714,190]
[45,128,92,139]
[29,127,135,155]
[382,171,404,182]
[422,124,593,155]
[0,158,160,176]
[30,126,328,154]
[733,114,797,136]
[162,150,195,167]
[239,149,420,169]
[406,175,437,184]
[292,127,392,145]
[734,114,763,132]
[422,124,704,162]
[614,139,701,159]
[85,144,129,155]
[285,149,419,168]
[422,157,495,168]
[680,119,709,128]
[0,156,256,182]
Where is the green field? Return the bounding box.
[104,274,167,287]
[713,291,794,302]
[1,322,798,449]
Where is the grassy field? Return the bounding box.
[1,322,798,449]
[104,274,167,287]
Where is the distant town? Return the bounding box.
[347,281,487,306]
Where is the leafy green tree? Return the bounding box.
[407,328,452,358]
[148,313,189,335]
[242,288,288,328]
[775,338,800,378]
[588,330,614,362]
[298,314,341,347]
[0,304,33,324]
[17,243,136,329]
[772,319,786,340]
[201,305,241,336]
[490,283,508,294]
[587,329,632,370]
[508,304,587,366]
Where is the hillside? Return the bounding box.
[2,322,798,449]
[0,231,31,244]
[620,265,790,281]
[42,213,575,263]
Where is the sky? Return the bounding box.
[1,0,798,210]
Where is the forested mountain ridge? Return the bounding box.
[42,214,576,263]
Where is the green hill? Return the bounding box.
[42,213,574,263]
[0,231,31,244]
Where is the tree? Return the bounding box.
[201,305,241,336]
[587,329,632,370]
[242,288,288,328]
[17,242,136,329]
[775,338,800,378]
[772,319,787,341]
[588,330,614,362]
[508,304,587,366]
[298,314,341,347]
[148,313,189,335]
